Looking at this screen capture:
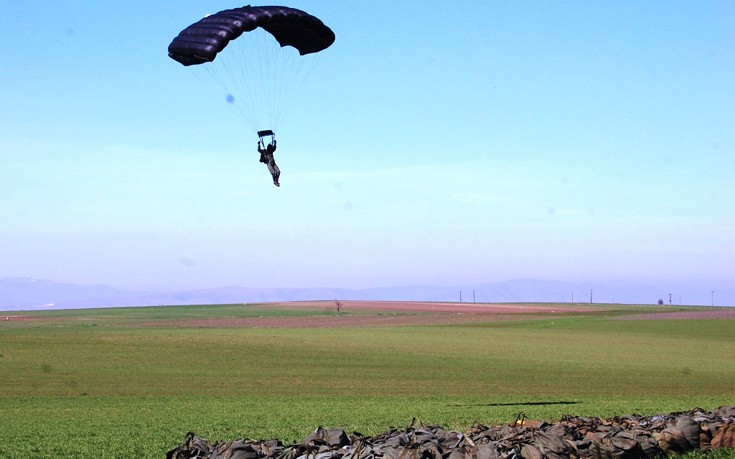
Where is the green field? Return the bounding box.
[1,303,733,458]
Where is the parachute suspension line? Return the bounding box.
[266,36,288,132]
[203,59,257,130]
[212,28,290,134]
[275,43,319,131]
[196,31,269,134]
[187,37,321,137]
[232,33,264,132]
[168,5,336,137]
[216,35,263,132]
[227,28,318,136]
[177,29,329,136]
[255,28,279,132]
[255,29,307,134]
[186,62,246,123]
[276,51,322,129]
[187,43,260,132]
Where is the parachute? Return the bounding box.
[168,5,335,135]
[168,6,335,65]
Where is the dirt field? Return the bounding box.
[6,302,733,328]
[278,301,597,315]
[138,301,603,328]
[2,315,46,322]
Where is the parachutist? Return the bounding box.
[169,7,335,185]
[258,138,280,187]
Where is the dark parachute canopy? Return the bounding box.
[168,5,336,66]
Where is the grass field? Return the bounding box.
[1,302,733,458]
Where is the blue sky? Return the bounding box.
[1,1,733,293]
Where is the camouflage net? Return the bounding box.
[167,405,735,459]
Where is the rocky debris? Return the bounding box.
[167,406,735,459]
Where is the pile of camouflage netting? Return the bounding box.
[167,405,735,459]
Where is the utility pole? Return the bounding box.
[473,289,476,303]
[459,290,462,303]
[669,293,672,305]
[712,290,715,306]
[590,289,593,304]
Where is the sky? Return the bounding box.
[1,1,733,294]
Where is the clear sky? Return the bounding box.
[1,1,733,293]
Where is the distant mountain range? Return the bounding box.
[1,277,732,311]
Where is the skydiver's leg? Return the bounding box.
[267,161,280,186]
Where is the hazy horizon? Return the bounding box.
[2,276,732,311]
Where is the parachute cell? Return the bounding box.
[168,6,336,66]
